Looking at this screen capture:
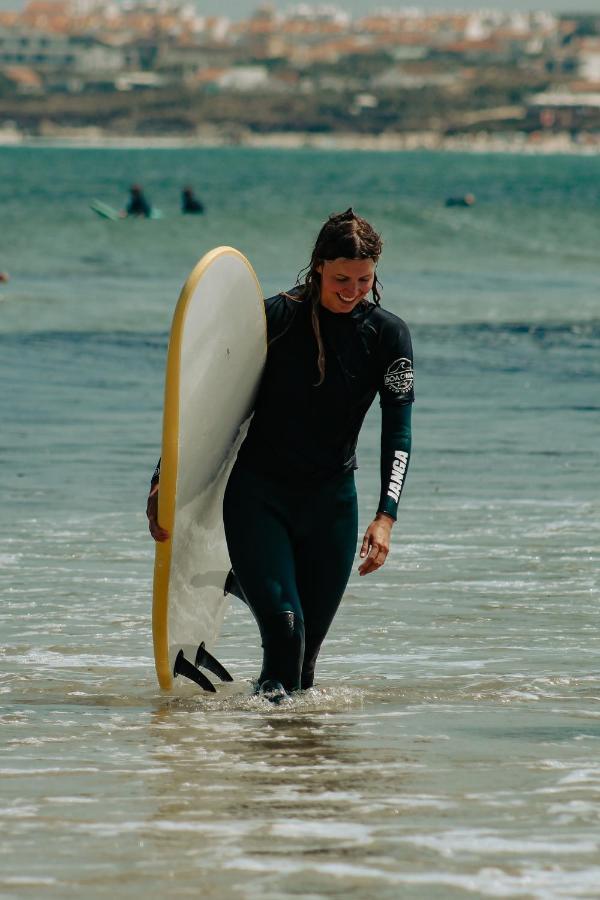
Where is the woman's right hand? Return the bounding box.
[146,484,169,542]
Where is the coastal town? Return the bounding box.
[1,1,599,150]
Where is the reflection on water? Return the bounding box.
[4,667,600,897]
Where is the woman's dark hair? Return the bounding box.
[295,208,383,384]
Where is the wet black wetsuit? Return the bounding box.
[152,290,414,692]
[127,193,151,218]
[226,290,413,692]
[181,191,205,214]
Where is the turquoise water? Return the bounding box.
[1,147,599,898]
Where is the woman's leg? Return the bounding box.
[295,474,358,689]
[223,464,305,692]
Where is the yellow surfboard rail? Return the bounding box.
[152,246,264,690]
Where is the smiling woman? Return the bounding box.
[319,258,376,313]
[147,208,414,701]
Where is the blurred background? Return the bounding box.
[0,1,599,150]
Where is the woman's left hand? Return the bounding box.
[358,514,394,576]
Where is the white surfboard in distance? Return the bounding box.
[91,199,164,220]
[153,247,266,691]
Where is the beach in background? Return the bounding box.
[1,146,599,898]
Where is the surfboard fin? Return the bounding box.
[195,642,234,683]
[174,649,216,692]
[224,568,247,604]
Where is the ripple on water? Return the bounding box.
[1,253,599,896]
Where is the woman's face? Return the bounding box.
[317,258,376,314]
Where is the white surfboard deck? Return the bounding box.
[91,199,163,220]
[91,199,120,220]
[152,247,266,691]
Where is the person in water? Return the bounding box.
[445,193,476,208]
[147,209,414,699]
[181,186,205,214]
[123,184,151,218]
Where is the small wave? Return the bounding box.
[159,681,365,714]
[414,319,600,342]
[401,828,599,856]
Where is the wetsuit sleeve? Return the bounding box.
[150,458,160,489]
[377,318,414,520]
[379,405,412,520]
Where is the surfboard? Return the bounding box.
[152,247,266,691]
[91,199,163,220]
[91,199,120,220]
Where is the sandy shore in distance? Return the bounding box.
[1,125,599,154]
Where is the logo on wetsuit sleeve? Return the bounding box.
[387,451,408,502]
[384,358,414,396]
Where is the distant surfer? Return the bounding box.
[122,184,152,218]
[0,271,8,283]
[445,193,476,208]
[181,186,205,214]
[147,209,414,701]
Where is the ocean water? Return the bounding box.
[1,147,599,899]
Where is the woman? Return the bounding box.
[147,209,414,699]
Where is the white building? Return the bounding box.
[578,40,600,83]
[217,65,271,91]
[0,29,126,73]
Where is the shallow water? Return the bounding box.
[1,147,599,898]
